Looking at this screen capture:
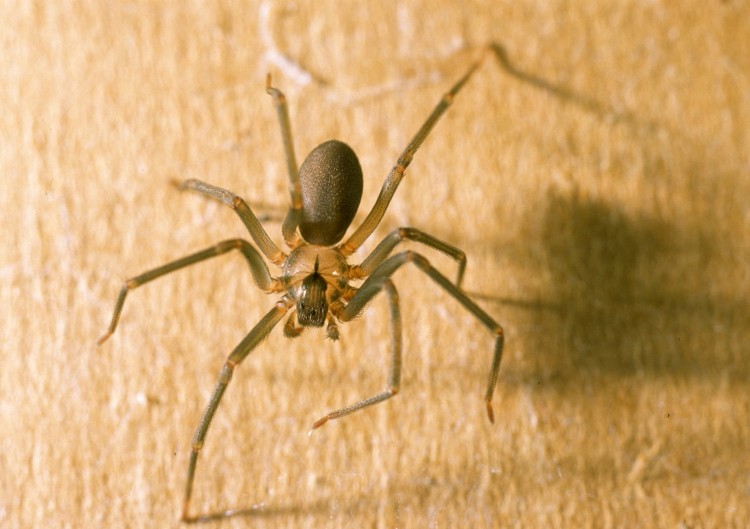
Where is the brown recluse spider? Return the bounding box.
[98,53,504,523]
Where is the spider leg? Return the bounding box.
[176,179,286,265]
[266,74,303,248]
[182,299,291,523]
[339,57,484,257]
[338,251,503,424]
[283,312,304,338]
[97,239,280,345]
[312,279,402,430]
[352,227,467,288]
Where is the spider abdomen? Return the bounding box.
[298,140,363,246]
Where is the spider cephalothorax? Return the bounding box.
[281,244,349,335]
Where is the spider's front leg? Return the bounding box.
[310,279,402,431]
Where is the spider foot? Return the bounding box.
[308,415,330,435]
[181,502,196,524]
[170,178,186,190]
[96,331,112,346]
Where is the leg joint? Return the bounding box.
[403,250,430,268]
[219,362,235,383]
[215,238,243,252]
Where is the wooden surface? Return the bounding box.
[2,1,749,527]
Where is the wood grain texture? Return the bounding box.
[2,1,749,527]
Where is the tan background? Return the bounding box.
[2,1,749,528]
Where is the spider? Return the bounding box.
[98,55,504,523]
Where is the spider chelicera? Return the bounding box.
[98,55,504,523]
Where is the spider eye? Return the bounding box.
[297,272,328,327]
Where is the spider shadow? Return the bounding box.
[524,187,749,380]
[476,43,749,382]
[184,497,332,524]
[487,42,650,129]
